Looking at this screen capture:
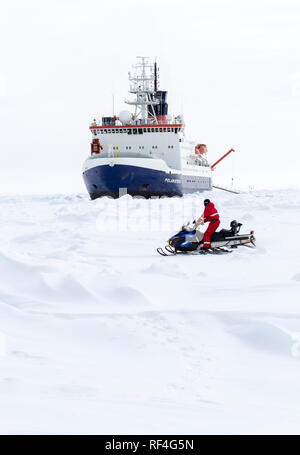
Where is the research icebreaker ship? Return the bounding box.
[83,57,213,199]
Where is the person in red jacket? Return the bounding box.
[196,199,220,249]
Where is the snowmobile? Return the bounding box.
[157,220,256,256]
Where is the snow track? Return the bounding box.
[0,189,300,434]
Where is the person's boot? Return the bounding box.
[199,248,212,254]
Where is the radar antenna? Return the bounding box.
[125,56,159,123]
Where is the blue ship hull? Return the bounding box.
[83,164,212,199]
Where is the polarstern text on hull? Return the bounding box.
[82,57,212,199]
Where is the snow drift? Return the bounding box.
[0,189,300,434]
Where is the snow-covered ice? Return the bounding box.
[0,189,300,434]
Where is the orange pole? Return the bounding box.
[211,148,235,170]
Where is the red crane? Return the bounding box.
[210,148,239,193]
[210,148,235,170]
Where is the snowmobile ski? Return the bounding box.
[165,245,176,254]
[157,246,177,256]
[157,247,168,256]
[199,248,226,255]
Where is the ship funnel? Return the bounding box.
[148,90,168,121]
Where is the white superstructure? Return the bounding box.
[83,57,212,199]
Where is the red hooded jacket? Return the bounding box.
[202,202,219,223]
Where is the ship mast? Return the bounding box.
[125,56,159,124]
[154,59,158,92]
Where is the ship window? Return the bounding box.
[104,130,107,133]
[138,129,143,134]
[163,128,166,132]
[175,128,178,133]
[128,129,132,134]
[133,129,137,134]
[151,128,154,132]
[159,128,162,132]
[112,129,115,133]
[143,128,147,132]
[167,128,170,132]
[116,130,119,133]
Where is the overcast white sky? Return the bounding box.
[0,0,299,193]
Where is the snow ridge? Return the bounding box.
[0,189,299,434]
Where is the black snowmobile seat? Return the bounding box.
[210,228,234,242]
[220,228,234,237]
[210,221,242,242]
